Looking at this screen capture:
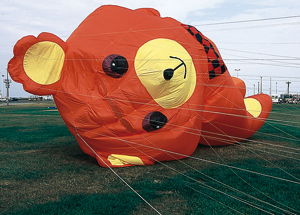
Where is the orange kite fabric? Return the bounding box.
[8,5,272,167]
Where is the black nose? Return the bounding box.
[163,56,187,80]
[163,68,174,80]
[142,111,168,132]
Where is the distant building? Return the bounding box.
[42,95,54,100]
[28,95,53,101]
[271,94,279,103]
[279,93,299,104]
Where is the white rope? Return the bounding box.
[76,127,300,185]
[199,135,299,215]
[107,130,295,214]
[236,142,300,156]
[10,60,300,212]
[75,123,299,214]
[76,131,162,215]
[237,140,300,152]
[242,147,300,162]
[155,157,297,215]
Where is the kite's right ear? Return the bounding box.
[8,32,67,95]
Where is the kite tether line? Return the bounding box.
[76,130,162,215]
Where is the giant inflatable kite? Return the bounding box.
[8,5,272,167]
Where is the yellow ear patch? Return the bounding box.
[23,41,65,85]
[108,154,144,166]
[244,98,262,118]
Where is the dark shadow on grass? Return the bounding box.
[8,192,146,215]
[59,143,99,167]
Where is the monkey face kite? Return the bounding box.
[8,5,272,167]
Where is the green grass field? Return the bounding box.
[0,102,300,214]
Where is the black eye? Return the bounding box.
[142,111,168,132]
[102,54,128,78]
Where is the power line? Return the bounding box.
[225,59,300,69]
[196,15,300,26]
[203,21,300,32]
[225,59,300,61]
[216,42,300,45]
[219,47,300,59]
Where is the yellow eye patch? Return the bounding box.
[23,41,65,85]
[134,39,196,109]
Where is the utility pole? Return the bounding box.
[276,82,277,94]
[0,73,4,98]
[260,76,262,94]
[269,78,271,96]
[235,69,240,78]
[4,69,11,106]
[258,82,260,94]
[253,84,255,95]
[286,81,291,94]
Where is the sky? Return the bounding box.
[0,0,299,98]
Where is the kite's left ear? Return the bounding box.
[8,32,66,95]
[135,8,160,17]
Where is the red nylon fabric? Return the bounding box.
[7,5,272,167]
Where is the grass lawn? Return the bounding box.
[0,102,299,214]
